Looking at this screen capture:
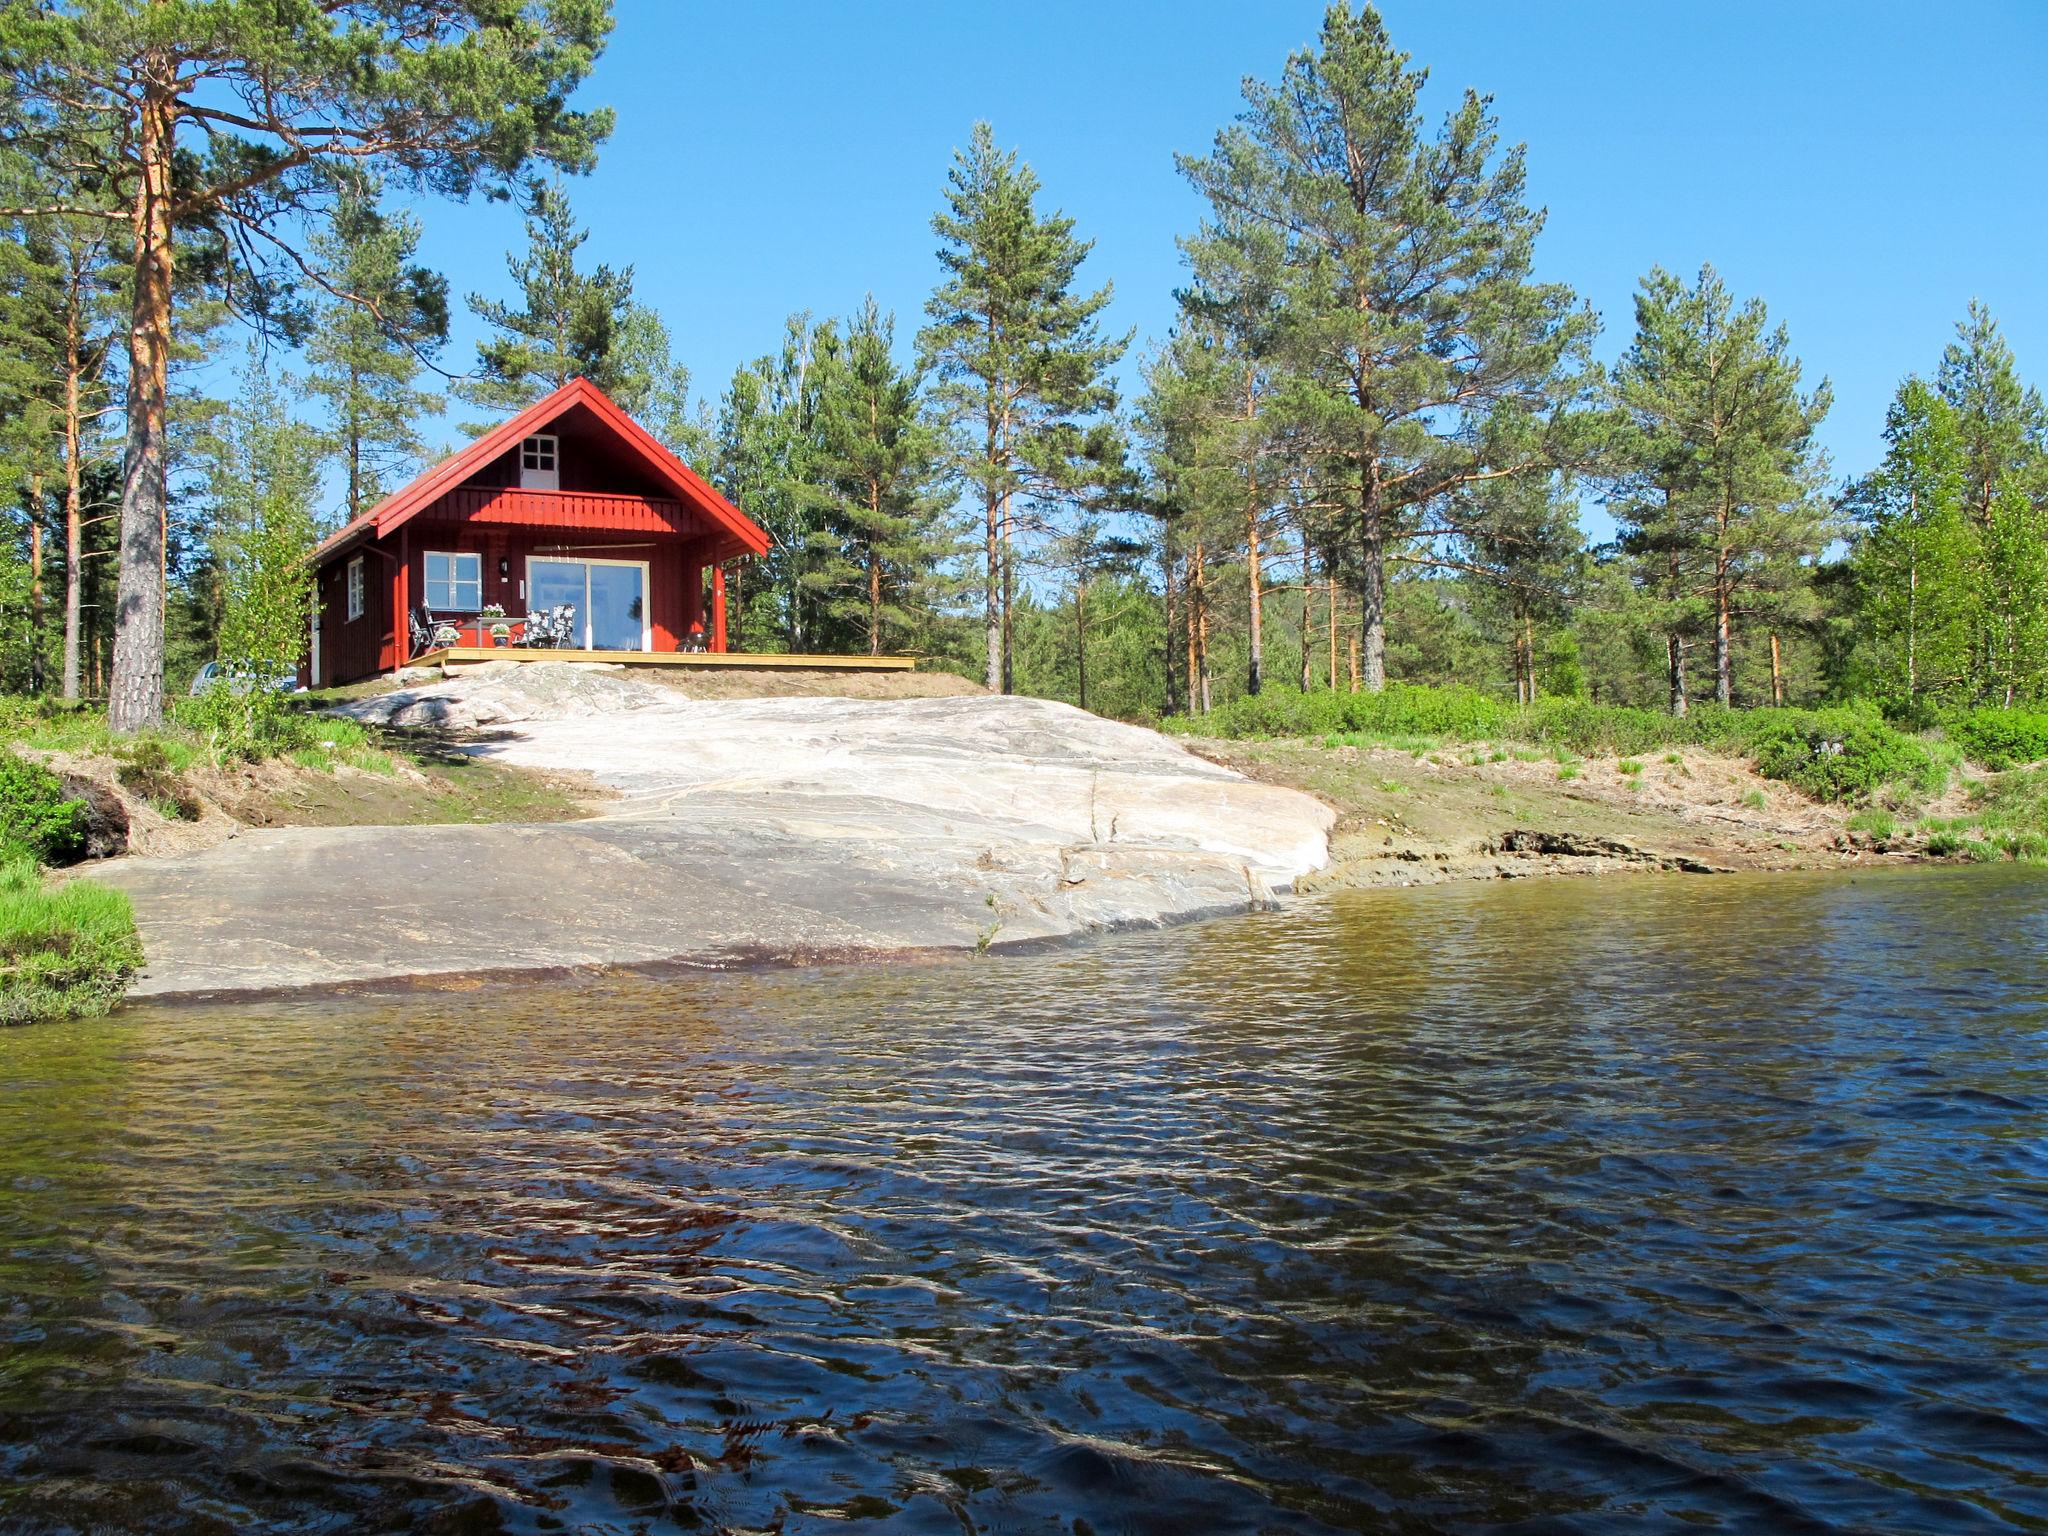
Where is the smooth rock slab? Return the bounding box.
[96,673,1334,997]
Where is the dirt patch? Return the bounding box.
[26,739,598,865]
[1188,737,1900,889]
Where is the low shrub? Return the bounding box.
[0,854,142,1025]
[0,750,90,864]
[1171,686,1948,804]
[1943,708,2048,770]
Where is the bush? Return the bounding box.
[173,686,317,763]
[0,854,142,1025]
[1744,709,1945,802]
[0,749,90,864]
[1944,708,2048,770]
[1172,685,1949,804]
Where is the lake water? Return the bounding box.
[2,867,2046,1533]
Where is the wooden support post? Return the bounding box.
[712,563,728,653]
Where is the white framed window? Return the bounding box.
[345,556,366,622]
[424,550,482,611]
[519,433,559,491]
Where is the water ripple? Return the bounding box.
[2,865,2045,1532]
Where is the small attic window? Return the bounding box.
[519,433,558,490]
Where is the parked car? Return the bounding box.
[188,662,303,696]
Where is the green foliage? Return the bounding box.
[919,120,1128,691]
[303,190,449,525]
[0,852,140,1025]
[1847,808,1897,841]
[1943,708,2048,769]
[1609,264,1834,710]
[462,181,645,423]
[1175,3,1597,689]
[1169,684,1950,803]
[0,748,87,864]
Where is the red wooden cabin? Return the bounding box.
[308,377,769,686]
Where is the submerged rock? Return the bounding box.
[95,669,1334,997]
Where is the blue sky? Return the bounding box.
[399,0,2047,527]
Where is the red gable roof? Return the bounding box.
[313,377,769,564]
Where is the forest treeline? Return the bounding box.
[0,4,2042,733]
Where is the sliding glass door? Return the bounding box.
[528,557,650,651]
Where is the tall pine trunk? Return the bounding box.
[62,304,86,701]
[109,66,174,732]
[1245,489,1263,696]
[28,497,44,694]
[1326,568,1338,689]
[1358,466,1387,691]
[1668,632,1688,718]
[866,480,883,656]
[1162,537,1179,716]
[1297,547,1313,692]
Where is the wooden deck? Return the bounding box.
[417,646,919,673]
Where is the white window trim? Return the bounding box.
[423,550,483,612]
[345,555,365,622]
[519,433,560,491]
[527,555,652,651]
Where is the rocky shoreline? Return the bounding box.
[90,665,1336,999]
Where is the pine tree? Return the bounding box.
[713,315,840,650]
[918,122,1126,693]
[816,298,950,655]
[0,0,611,728]
[1982,475,2048,706]
[1610,266,1832,707]
[1460,470,1585,704]
[1165,210,1291,697]
[1177,4,1596,692]
[464,181,636,425]
[1847,378,1971,709]
[303,192,449,526]
[1938,301,2046,527]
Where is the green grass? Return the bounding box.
[1167,685,1957,805]
[0,854,141,1026]
[1741,789,1769,810]
[1618,758,1644,776]
[1847,808,1898,841]
[1555,763,1579,781]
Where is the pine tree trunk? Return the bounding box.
[1523,613,1537,704]
[1000,488,1015,695]
[1162,539,1179,716]
[1326,569,1338,690]
[1770,631,1784,707]
[109,65,175,732]
[62,309,85,701]
[28,499,44,695]
[1196,561,1212,715]
[1358,467,1386,692]
[1715,539,1733,708]
[1668,633,1688,718]
[1185,544,1201,715]
[983,476,1000,692]
[1246,489,1263,696]
[867,480,883,656]
[1297,549,1312,693]
[1347,631,1359,693]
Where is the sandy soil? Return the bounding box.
[1191,736,1909,888]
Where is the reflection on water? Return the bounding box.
[2,866,2046,1533]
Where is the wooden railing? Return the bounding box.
[438,485,687,530]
